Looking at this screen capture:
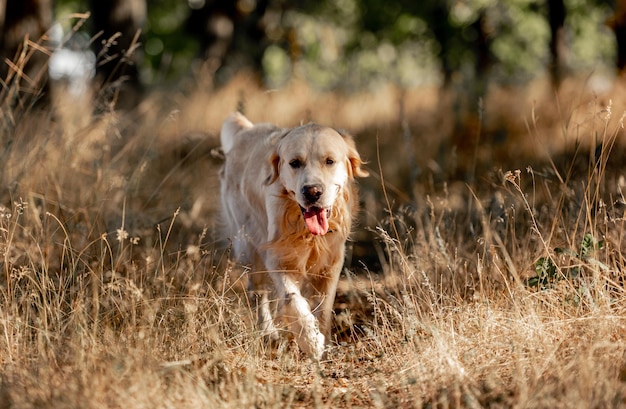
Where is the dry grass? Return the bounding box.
[1,64,626,408]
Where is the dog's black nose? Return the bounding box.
[302,185,323,204]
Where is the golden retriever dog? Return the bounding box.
[219,112,368,359]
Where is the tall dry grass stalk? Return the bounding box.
[1,30,626,406]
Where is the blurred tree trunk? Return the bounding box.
[547,0,566,87]
[89,0,145,109]
[430,5,492,181]
[429,2,456,88]
[471,10,492,105]
[608,0,626,73]
[0,0,53,109]
[185,0,269,84]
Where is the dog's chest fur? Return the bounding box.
[266,190,351,279]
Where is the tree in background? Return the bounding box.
[607,0,626,73]
[88,0,145,109]
[184,0,270,84]
[0,0,620,99]
[0,0,146,111]
[0,0,53,109]
[548,0,567,86]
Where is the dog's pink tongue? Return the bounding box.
[303,208,329,235]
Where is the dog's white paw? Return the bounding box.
[295,326,325,360]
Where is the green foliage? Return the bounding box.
[529,255,559,289]
[53,0,616,88]
[55,0,199,83]
[490,1,551,80]
[527,233,605,290]
[566,0,616,70]
[578,232,604,259]
[141,1,199,83]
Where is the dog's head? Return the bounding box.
[269,124,368,236]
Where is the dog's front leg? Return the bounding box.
[249,287,279,341]
[268,270,325,360]
[314,261,343,342]
[237,252,279,342]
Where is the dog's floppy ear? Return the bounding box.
[348,150,369,179]
[266,128,293,184]
[337,129,369,179]
[268,152,280,185]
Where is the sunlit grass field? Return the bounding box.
[1,72,626,408]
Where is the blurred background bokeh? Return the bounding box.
[2,0,622,98]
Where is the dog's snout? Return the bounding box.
[302,184,323,204]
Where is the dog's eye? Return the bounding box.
[289,159,302,169]
[325,158,335,166]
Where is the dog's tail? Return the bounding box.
[220,112,253,154]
